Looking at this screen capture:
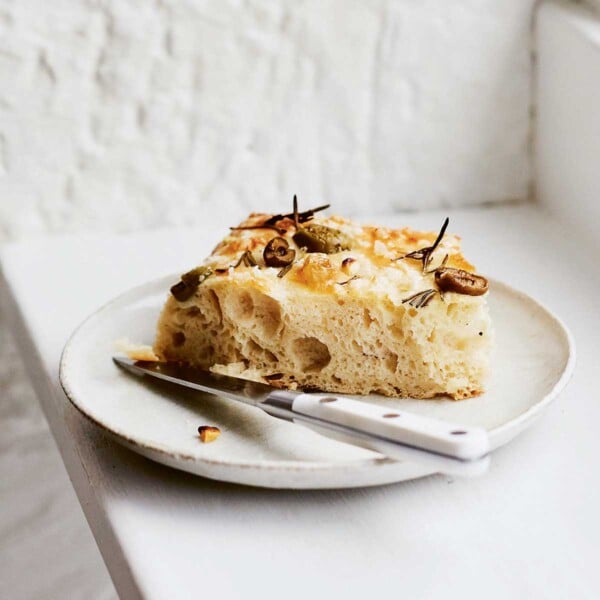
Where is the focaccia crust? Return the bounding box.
[154,209,492,400]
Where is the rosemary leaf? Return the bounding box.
[426,253,449,274]
[216,250,257,273]
[277,263,293,278]
[263,199,330,227]
[402,289,438,308]
[394,217,450,273]
[230,225,286,234]
[336,275,360,286]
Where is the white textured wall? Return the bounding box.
[0,1,536,598]
[535,0,600,253]
[0,0,534,240]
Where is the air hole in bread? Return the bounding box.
[264,349,278,363]
[225,290,254,321]
[186,306,202,317]
[390,323,403,340]
[292,337,331,373]
[207,290,223,324]
[172,331,186,347]
[363,308,376,327]
[385,353,398,373]
[245,339,261,353]
[252,293,283,338]
[244,338,279,365]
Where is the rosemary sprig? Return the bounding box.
[237,250,256,267]
[293,194,299,228]
[395,217,449,273]
[402,289,438,308]
[336,275,360,286]
[426,253,449,274]
[215,250,256,273]
[230,225,286,234]
[231,197,329,234]
[263,198,330,227]
[277,263,294,278]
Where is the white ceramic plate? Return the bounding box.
[60,276,575,489]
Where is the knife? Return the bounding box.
[113,356,491,477]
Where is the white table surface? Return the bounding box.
[1,204,598,600]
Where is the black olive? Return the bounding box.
[263,237,296,267]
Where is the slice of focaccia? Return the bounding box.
[154,200,492,399]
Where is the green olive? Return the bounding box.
[170,266,213,301]
[292,224,352,254]
[435,268,488,296]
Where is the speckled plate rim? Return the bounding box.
[59,275,576,488]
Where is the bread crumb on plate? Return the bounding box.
[198,426,221,443]
[114,338,159,362]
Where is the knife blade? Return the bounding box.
[113,356,491,476]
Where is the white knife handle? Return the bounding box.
[294,393,489,460]
[261,391,490,462]
[294,420,490,478]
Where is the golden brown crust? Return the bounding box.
[207,214,476,293]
